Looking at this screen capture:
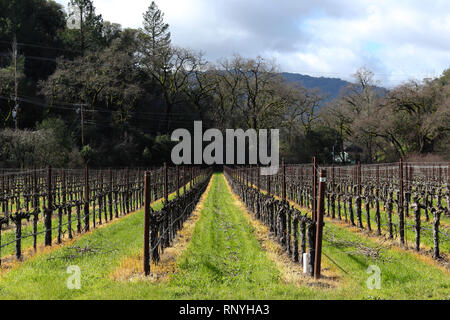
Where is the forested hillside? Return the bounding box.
[0,0,449,168]
[282,72,351,101]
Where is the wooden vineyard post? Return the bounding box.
[405,163,410,217]
[0,222,2,266]
[433,208,441,259]
[45,166,52,246]
[376,164,381,235]
[257,165,260,192]
[357,161,363,229]
[109,169,113,221]
[84,165,90,232]
[331,165,335,219]
[164,163,168,205]
[126,168,130,214]
[448,162,450,212]
[300,167,304,207]
[143,171,151,276]
[183,167,186,195]
[315,169,326,279]
[399,159,405,245]
[63,170,72,239]
[176,165,180,198]
[338,167,341,219]
[282,159,286,202]
[312,157,317,221]
[245,167,248,187]
[33,168,38,250]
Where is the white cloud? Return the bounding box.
[55,0,450,87]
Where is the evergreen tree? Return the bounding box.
[142,1,171,65]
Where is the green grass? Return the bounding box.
[320,197,450,254]
[0,174,448,300]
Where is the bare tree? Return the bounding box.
[212,55,288,130]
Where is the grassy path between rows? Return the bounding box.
[0,174,448,299]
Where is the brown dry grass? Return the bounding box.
[223,177,343,289]
[109,177,214,283]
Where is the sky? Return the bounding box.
[55,0,450,87]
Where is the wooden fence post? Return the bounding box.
[143,171,151,276]
[45,166,52,246]
[33,168,38,250]
[331,165,335,219]
[183,167,186,195]
[257,165,260,192]
[282,158,286,201]
[376,164,381,235]
[356,161,363,229]
[433,209,441,259]
[176,165,180,198]
[84,165,90,232]
[312,157,317,221]
[447,162,450,212]
[399,159,405,245]
[246,167,249,186]
[0,223,2,266]
[314,169,326,279]
[109,169,113,220]
[164,163,168,204]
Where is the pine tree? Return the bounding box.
[142,1,171,66]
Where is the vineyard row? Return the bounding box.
[0,165,210,267]
[233,160,450,261]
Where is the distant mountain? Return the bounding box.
[282,72,387,102]
[282,72,351,101]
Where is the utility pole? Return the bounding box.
[80,104,84,147]
[13,34,19,130]
[76,103,89,147]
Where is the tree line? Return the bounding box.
[0,0,449,168]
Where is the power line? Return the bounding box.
[0,40,82,54]
[0,52,74,64]
[0,95,85,111]
[0,95,212,130]
[0,94,205,118]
